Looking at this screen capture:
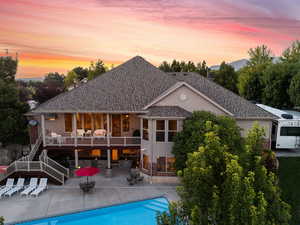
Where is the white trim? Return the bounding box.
[142,82,234,116]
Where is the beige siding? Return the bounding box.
[236,119,272,139]
[44,113,66,135]
[154,85,227,115]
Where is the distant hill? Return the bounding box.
[210,59,249,71]
[210,57,280,71]
[16,77,44,82]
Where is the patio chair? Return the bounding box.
[77,129,85,137]
[30,178,48,197]
[21,178,38,197]
[0,178,14,198]
[5,178,25,197]
[127,169,144,185]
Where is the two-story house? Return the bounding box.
[26,56,275,181]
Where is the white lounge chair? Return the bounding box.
[0,178,14,198]
[30,178,48,197]
[5,178,25,197]
[21,178,38,197]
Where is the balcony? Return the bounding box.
[45,135,141,147]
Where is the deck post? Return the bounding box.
[107,113,110,146]
[41,114,46,147]
[107,149,111,169]
[73,113,77,147]
[75,149,79,168]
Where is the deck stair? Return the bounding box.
[0,135,69,185]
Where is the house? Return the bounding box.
[26,56,275,181]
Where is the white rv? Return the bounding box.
[257,104,300,150]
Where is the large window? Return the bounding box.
[280,127,300,136]
[76,114,84,129]
[93,114,102,129]
[84,114,92,130]
[64,114,73,132]
[157,157,166,172]
[122,115,130,132]
[143,119,149,140]
[168,120,177,142]
[156,120,165,142]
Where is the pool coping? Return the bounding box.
[6,195,170,225]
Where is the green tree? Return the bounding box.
[288,71,300,107]
[72,66,88,80]
[0,79,29,145]
[159,123,290,225]
[33,72,65,104]
[87,60,107,80]
[159,61,172,72]
[262,62,298,108]
[0,216,3,225]
[281,40,300,63]
[248,45,273,66]
[214,62,238,93]
[0,56,18,83]
[64,70,79,88]
[172,111,243,171]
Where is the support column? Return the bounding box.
[107,149,111,169]
[75,149,79,168]
[73,113,77,146]
[41,114,46,147]
[107,113,110,146]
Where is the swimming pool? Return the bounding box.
[16,197,169,225]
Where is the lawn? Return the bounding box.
[278,157,300,225]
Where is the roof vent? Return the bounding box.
[183,73,189,76]
[281,114,293,119]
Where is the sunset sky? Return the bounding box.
[0,0,299,78]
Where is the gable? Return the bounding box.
[152,85,230,115]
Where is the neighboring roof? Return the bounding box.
[32,56,276,119]
[144,106,192,118]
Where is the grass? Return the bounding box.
[278,157,300,225]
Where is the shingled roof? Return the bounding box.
[32,56,275,119]
[145,106,192,118]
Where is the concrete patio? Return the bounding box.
[0,168,179,224]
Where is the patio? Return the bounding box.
[0,168,179,224]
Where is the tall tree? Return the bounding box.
[262,62,298,108]
[214,61,238,93]
[33,72,65,104]
[72,66,89,80]
[172,111,243,171]
[248,45,273,66]
[281,40,300,63]
[0,79,29,145]
[288,71,300,107]
[0,56,18,83]
[158,123,290,225]
[64,70,79,88]
[87,60,107,80]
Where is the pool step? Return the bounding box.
[144,204,167,212]
[149,201,169,210]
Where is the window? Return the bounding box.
[122,115,130,132]
[84,114,92,130]
[76,114,84,129]
[168,120,177,142]
[143,119,149,140]
[93,114,102,129]
[156,120,165,142]
[167,157,176,172]
[280,127,300,136]
[64,114,73,132]
[157,157,166,172]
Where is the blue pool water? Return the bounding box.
[17,197,169,225]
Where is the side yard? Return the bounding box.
[278,157,300,225]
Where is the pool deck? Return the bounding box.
[0,169,179,224]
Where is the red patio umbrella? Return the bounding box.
[75,167,100,183]
[0,166,7,174]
